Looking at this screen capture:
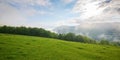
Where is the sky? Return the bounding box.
[0,0,120,30]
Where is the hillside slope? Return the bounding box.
[0,34,120,60]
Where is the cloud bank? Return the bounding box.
[54,0,120,41]
[0,0,120,30]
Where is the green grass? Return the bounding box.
[0,33,120,60]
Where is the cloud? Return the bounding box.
[3,0,52,7]
[54,18,80,27]
[71,0,120,23]
[0,0,56,30]
[61,0,74,4]
[0,3,53,29]
[21,8,53,16]
[0,0,53,16]
[0,2,27,26]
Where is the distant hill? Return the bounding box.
[0,33,120,60]
[54,22,120,42]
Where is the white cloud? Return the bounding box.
[0,0,55,30]
[61,0,74,4]
[72,0,120,23]
[4,0,52,7]
[0,0,53,16]
[0,3,27,26]
[20,7,53,16]
[0,2,53,29]
[54,19,80,27]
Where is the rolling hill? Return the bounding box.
[0,33,120,60]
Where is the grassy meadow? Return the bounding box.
[0,33,120,60]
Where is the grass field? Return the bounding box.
[0,33,120,60]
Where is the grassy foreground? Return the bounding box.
[0,34,120,60]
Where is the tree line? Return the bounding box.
[0,25,119,46]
